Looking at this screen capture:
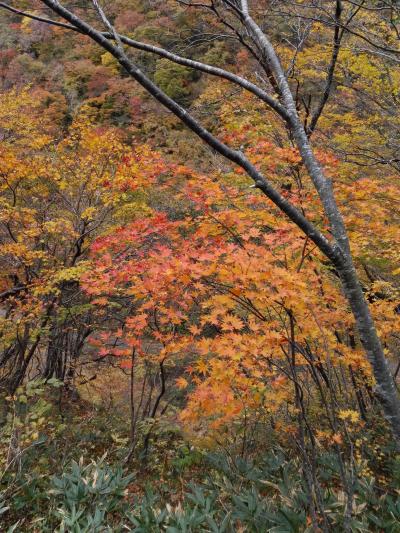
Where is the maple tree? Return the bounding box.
[3,0,398,443]
[0,89,145,391]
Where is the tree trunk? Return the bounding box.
[338,258,400,441]
[30,0,400,446]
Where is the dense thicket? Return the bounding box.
[0,1,399,531]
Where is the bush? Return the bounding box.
[154,59,196,104]
[50,455,134,532]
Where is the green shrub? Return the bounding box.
[154,59,196,103]
[50,455,134,532]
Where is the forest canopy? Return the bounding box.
[0,1,399,531]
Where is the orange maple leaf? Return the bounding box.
[221,315,244,331]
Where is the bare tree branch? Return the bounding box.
[307,0,343,135]
[37,0,342,261]
[0,2,289,119]
[0,1,80,31]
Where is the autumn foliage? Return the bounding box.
[0,0,400,530]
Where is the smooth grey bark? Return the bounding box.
[10,0,399,443]
[239,0,400,440]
